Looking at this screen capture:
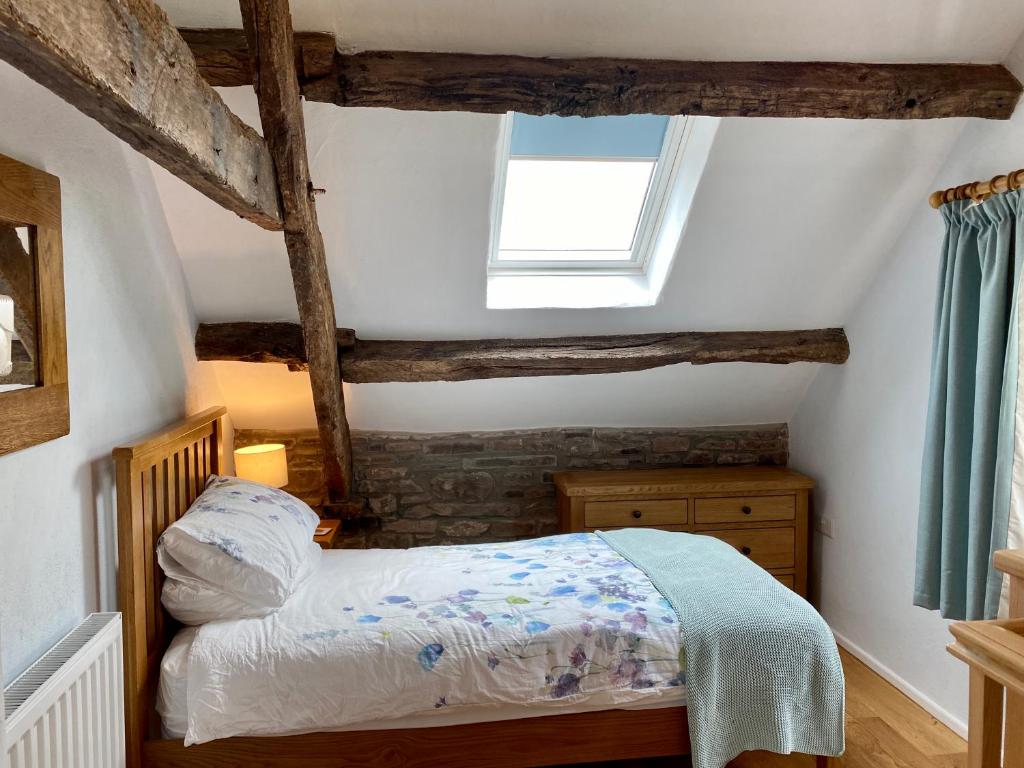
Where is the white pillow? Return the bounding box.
[157,626,197,739]
[157,475,322,610]
[158,547,319,625]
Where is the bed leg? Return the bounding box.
[815,756,830,768]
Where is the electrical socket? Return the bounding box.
[814,514,835,539]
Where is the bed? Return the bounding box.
[115,407,833,767]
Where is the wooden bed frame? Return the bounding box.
[115,406,827,768]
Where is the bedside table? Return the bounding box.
[313,518,340,549]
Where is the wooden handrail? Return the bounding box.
[947,549,1024,768]
[995,549,1024,582]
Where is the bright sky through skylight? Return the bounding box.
[497,159,655,260]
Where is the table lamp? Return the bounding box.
[234,443,289,488]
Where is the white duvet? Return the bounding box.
[165,533,687,745]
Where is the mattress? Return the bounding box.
[159,533,687,745]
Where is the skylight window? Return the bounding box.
[487,113,719,308]
[490,113,676,273]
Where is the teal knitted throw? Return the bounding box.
[598,528,845,768]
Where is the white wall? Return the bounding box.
[790,40,1024,733]
[0,61,223,683]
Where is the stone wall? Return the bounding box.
[234,424,789,548]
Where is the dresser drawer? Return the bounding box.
[704,527,795,569]
[584,499,687,529]
[771,571,795,590]
[694,494,795,524]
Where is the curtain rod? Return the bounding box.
[929,169,1024,208]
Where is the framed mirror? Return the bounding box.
[0,152,68,455]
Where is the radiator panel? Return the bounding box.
[4,613,125,768]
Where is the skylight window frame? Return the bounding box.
[488,113,691,277]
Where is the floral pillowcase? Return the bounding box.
[158,475,321,621]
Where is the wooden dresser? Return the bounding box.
[553,467,814,597]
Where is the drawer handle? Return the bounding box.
[631,510,643,519]
[741,546,752,556]
[741,505,752,515]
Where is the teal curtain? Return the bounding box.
[915,191,1024,620]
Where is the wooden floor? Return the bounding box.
[576,648,967,768]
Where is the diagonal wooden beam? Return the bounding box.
[0,1,282,229]
[195,322,850,382]
[181,29,1022,120]
[239,0,352,499]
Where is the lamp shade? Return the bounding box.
[234,443,289,488]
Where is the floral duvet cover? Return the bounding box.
[180,533,686,744]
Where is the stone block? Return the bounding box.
[440,520,490,538]
[463,455,557,469]
[502,470,536,486]
[697,437,738,451]
[683,450,716,465]
[430,472,495,502]
[382,518,438,534]
[489,519,538,539]
[716,452,760,465]
[651,436,692,453]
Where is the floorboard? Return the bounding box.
[567,647,966,768]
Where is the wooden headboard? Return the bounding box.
[114,405,226,766]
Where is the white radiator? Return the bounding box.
[3,613,125,768]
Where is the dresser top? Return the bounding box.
[552,466,814,497]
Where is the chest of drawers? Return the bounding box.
[553,466,814,597]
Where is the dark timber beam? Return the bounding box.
[0,1,282,229]
[181,29,1022,120]
[179,28,336,87]
[195,321,355,370]
[196,323,850,382]
[239,0,353,499]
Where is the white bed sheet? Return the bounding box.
[160,534,687,744]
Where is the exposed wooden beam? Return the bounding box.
[182,29,1022,120]
[179,28,336,88]
[196,323,850,382]
[343,330,850,382]
[318,55,1022,120]
[239,0,352,499]
[0,1,282,229]
[195,321,354,370]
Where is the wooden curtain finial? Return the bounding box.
[929,190,946,209]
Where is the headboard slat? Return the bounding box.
[114,406,226,768]
[153,458,168,646]
[175,450,187,523]
[192,444,201,505]
[141,466,156,647]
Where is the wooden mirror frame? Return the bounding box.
[0,152,69,455]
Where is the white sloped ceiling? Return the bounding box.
[151,1,1024,431]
